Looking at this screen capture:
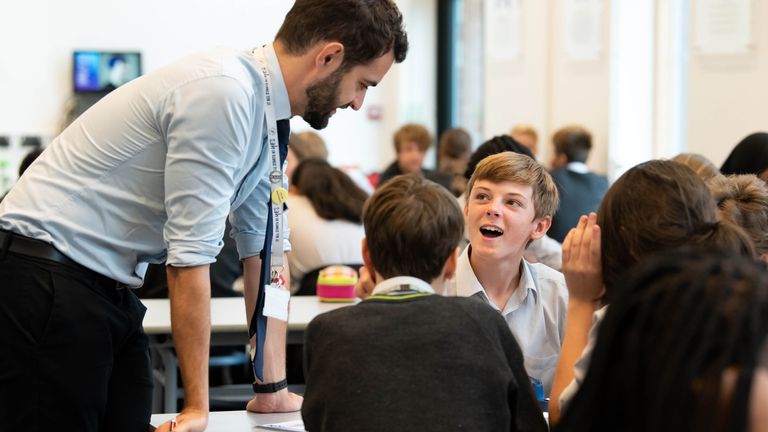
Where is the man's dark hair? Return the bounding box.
[552,125,592,163]
[363,174,463,282]
[275,0,409,68]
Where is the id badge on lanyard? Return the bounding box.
[255,47,289,321]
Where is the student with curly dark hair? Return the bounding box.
[556,250,768,432]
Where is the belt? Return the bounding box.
[0,230,80,268]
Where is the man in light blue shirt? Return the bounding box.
[0,1,408,431]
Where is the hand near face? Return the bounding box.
[562,212,604,303]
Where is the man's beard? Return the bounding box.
[303,68,344,130]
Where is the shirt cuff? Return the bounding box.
[166,240,222,267]
[235,232,291,260]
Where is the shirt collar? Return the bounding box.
[371,276,435,296]
[566,161,589,174]
[454,246,540,312]
[256,44,292,121]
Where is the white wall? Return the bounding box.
[482,0,768,177]
[686,0,768,167]
[0,0,435,179]
[483,0,611,174]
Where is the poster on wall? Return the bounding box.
[695,0,752,54]
[563,0,603,61]
[484,0,522,62]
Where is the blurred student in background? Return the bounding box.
[548,126,608,243]
[378,123,451,190]
[721,132,768,182]
[286,131,329,182]
[437,127,472,197]
[287,159,367,291]
[510,124,539,157]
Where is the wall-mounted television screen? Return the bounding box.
[73,51,142,93]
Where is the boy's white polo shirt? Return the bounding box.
[447,246,569,395]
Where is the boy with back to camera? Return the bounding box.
[301,174,547,432]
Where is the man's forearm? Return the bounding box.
[167,264,211,412]
[242,255,290,383]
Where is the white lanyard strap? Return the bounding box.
[254,47,286,279]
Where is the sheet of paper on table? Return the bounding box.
[257,419,306,431]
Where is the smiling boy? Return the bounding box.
[448,151,568,394]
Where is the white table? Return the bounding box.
[151,410,303,431]
[143,296,355,413]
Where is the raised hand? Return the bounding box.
[561,212,604,303]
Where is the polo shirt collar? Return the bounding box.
[372,276,435,296]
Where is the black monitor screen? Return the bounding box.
[73,51,142,93]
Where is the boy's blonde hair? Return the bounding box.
[466,151,559,220]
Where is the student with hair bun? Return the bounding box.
[708,174,768,263]
[549,160,756,423]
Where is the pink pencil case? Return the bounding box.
[316,265,358,303]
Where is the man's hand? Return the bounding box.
[354,266,375,299]
[155,408,208,432]
[561,212,604,304]
[246,389,303,413]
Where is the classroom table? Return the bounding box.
[143,296,356,413]
[151,410,304,431]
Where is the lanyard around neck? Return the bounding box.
[254,47,286,279]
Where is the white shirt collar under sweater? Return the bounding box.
[371,276,434,296]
